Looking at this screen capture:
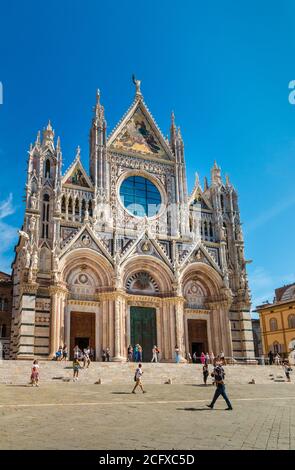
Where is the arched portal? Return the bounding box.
[59,248,114,359]
[180,262,231,360]
[122,255,174,361]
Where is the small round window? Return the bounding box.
[120,175,162,218]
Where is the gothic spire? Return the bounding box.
[42,120,55,148]
[75,145,81,160]
[35,130,41,147]
[93,89,105,128]
[211,160,222,185]
[170,111,177,154]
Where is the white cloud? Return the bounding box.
[0,194,17,273]
[0,193,14,219]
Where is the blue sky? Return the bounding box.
[1,0,295,314]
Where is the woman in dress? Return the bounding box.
[200,352,206,365]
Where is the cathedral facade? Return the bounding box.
[10,81,254,361]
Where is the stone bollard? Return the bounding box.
[165,378,172,384]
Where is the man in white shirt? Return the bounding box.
[132,363,146,394]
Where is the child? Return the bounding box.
[203,364,209,385]
[73,357,80,381]
[30,360,39,387]
[283,361,292,382]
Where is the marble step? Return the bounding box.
[0,361,290,385]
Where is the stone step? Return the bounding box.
[0,361,290,385]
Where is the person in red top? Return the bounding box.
[30,360,39,387]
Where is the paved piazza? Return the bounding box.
[1,382,295,450]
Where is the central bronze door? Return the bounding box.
[130,306,157,361]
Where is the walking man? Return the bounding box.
[132,363,146,394]
[206,358,233,410]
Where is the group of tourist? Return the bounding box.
[268,350,284,366]
[52,344,226,365]
[184,350,226,365]
[53,344,68,361]
[127,344,160,362]
[72,346,92,380]
[127,344,146,362]
[268,350,293,379]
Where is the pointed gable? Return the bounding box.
[120,231,172,268]
[180,241,222,274]
[62,159,93,190]
[60,225,113,263]
[108,99,174,161]
[189,187,212,211]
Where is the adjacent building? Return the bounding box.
[251,318,263,359]
[256,282,295,356]
[10,80,254,361]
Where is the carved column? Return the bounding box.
[49,285,68,358]
[111,291,126,361]
[174,296,187,362]
[65,195,69,221]
[49,286,58,357]
[58,288,68,347]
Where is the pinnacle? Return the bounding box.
[35,130,41,145]
[75,145,81,159]
[96,89,100,103]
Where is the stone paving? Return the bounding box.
[1,382,295,450]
